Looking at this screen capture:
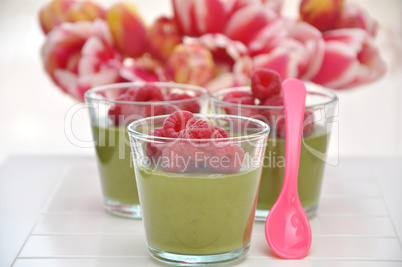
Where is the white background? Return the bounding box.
[0,0,401,165]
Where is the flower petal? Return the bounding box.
[172,0,226,37]
[43,19,123,101]
[106,2,147,58]
[166,42,215,86]
[224,4,277,45]
[312,29,386,89]
[192,33,252,75]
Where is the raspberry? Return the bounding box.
[108,85,165,125]
[207,143,245,174]
[260,96,315,138]
[251,68,282,102]
[183,119,224,139]
[226,105,259,118]
[212,126,230,138]
[222,91,255,105]
[261,95,284,107]
[182,120,230,141]
[141,102,167,118]
[162,110,194,138]
[302,110,315,137]
[157,111,245,173]
[259,95,284,120]
[108,93,140,125]
[167,93,193,101]
[259,96,285,137]
[162,142,200,173]
[221,91,258,118]
[165,93,201,114]
[146,128,165,162]
[185,117,198,128]
[129,84,164,102]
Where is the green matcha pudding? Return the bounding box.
[210,83,338,222]
[85,82,212,219]
[92,125,140,217]
[136,166,261,255]
[127,112,270,265]
[255,125,329,220]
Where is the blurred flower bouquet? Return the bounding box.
[39,0,386,101]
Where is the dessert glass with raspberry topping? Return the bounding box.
[211,75,338,220]
[127,111,269,265]
[84,82,209,218]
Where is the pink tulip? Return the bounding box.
[311,29,386,89]
[299,0,344,32]
[226,0,283,14]
[172,0,226,37]
[119,57,168,82]
[147,16,183,61]
[250,18,325,80]
[39,0,105,34]
[224,3,277,45]
[42,19,123,101]
[336,2,378,36]
[166,42,215,86]
[248,18,286,56]
[106,2,147,58]
[193,33,252,76]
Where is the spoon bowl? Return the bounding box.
[264,78,312,259]
[265,191,311,258]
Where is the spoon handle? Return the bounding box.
[281,79,306,194]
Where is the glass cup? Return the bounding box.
[127,114,269,265]
[84,82,209,218]
[210,83,338,220]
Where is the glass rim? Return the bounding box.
[210,83,338,110]
[127,113,270,143]
[84,81,210,106]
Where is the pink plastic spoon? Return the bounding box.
[265,78,312,259]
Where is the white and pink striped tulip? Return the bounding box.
[42,19,123,101]
[147,16,183,61]
[119,57,168,82]
[106,2,147,58]
[172,0,226,37]
[250,18,325,80]
[226,0,283,14]
[223,3,277,45]
[192,33,252,76]
[336,2,378,36]
[299,0,344,32]
[39,0,105,34]
[166,42,215,86]
[311,28,386,89]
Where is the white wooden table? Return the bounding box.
[1,156,402,267]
